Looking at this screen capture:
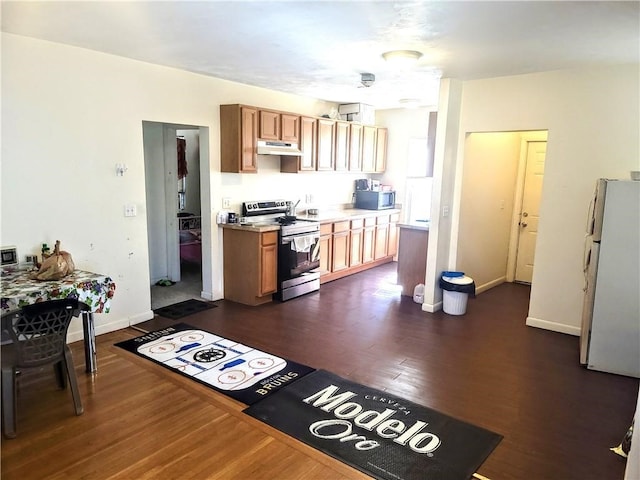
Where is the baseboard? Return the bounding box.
[67,310,155,343]
[422,301,442,313]
[526,316,581,336]
[476,276,506,294]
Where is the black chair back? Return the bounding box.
[3,299,80,368]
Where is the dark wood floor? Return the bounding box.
[2,263,638,479]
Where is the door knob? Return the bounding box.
[521,222,528,228]
[522,212,529,217]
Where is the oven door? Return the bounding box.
[279,231,321,280]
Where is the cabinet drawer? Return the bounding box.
[333,221,350,233]
[261,231,278,246]
[376,214,390,225]
[364,216,376,227]
[390,213,400,223]
[320,223,333,236]
[350,218,364,230]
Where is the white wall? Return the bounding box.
[376,107,435,222]
[1,33,364,341]
[450,65,640,334]
[457,132,521,290]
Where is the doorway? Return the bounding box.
[142,122,211,310]
[457,130,547,293]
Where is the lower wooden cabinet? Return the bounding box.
[223,228,278,305]
[320,211,400,284]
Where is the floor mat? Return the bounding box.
[114,323,315,405]
[244,370,502,480]
[153,299,216,319]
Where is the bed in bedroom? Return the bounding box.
[178,213,201,264]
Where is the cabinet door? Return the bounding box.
[362,126,377,173]
[334,121,350,171]
[259,231,278,295]
[362,226,375,264]
[260,244,278,295]
[259,110,280,140]
[241,107,258,172]
[317,118,335,171]
[375,127,388,173]
[281,114,300,143]
[319,234,332,276]
[299,116,317,171]
[349,228,364,267]
[349,123,363,172]
[332,231,350,272]
[387,218,398,257]
[374,224,389,260]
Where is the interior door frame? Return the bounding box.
[506,131,547,282]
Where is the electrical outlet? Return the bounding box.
[222,197,231,208]
[124,204,137,217]
[442,206,450,217]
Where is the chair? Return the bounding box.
[1,299,84,438]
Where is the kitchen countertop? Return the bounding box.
[220,207,403,232]
[297,207,402,223]
[397,220,430,231]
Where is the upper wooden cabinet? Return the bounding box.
[259,110,300,143]
[316,118,336,171]
[349,123,363,172]
[375,127,388,173]
[334,121,350,171]
[220,104,258,173]
[220,104,387,174]
[259,110,280,140]
[361,126,377,173]
[281,114,300,143]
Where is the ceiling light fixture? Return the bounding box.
[382,50,423,67]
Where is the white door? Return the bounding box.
[515,141,546,283]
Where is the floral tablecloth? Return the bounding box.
[1,269,116,313]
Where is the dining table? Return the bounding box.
[1,268,116,373]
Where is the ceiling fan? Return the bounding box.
[358,73,376,88]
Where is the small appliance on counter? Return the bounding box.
[354,190,396,210]
[355,179,370,191]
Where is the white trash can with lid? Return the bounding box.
[439,272,476,315]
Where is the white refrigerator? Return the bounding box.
[580,179,640,378]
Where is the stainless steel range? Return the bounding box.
[242,200,321,301]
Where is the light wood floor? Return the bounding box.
[2,263,638,479]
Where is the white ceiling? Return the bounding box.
[2,1,639,110]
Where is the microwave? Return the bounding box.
[354,190,396,210]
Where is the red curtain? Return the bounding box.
[177,137,188,179]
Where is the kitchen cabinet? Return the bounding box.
[375,127,388,173]
[397,225,429,296]
[281,114,300,143]
[259,111,300,143]
[223,228,278,305]
[349,123,363,172]
[362,216,376,264]
[318,223,332,276]
[221,104,388,174]
[334,120,350,171]
[220,104,258,173]
[331,221,350,272]
[318,210,400,284]
[361,126,377,172]
[259,110,280,140]
[374,214,390,260]
[316,118,335,171]
[349,218,364,267]
[388,212,399,257]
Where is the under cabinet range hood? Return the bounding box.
[256,140,302,156]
